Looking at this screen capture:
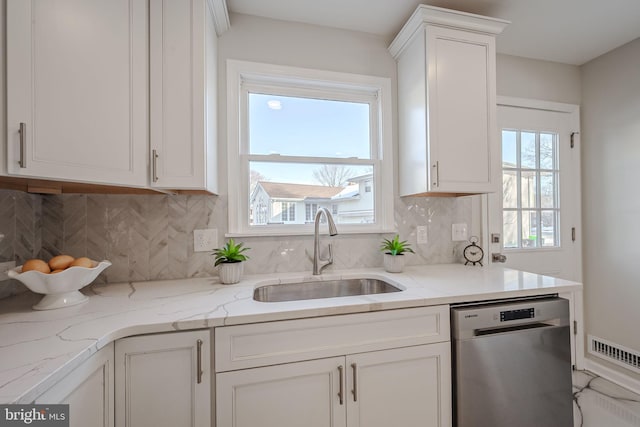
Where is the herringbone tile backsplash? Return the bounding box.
[37,194,227,284]
[0,189,472,294]
[0,191,42,299]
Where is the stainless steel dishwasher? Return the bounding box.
[451,296,573,427]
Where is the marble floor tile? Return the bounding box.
[574,370,640,426]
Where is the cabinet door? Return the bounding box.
[216,357,347,427]
[115,330,210,427]
[346,343,451,427]
[6,0,148,186]
[149,0,218,192]
[35,343,114,427]
[426,27,498,194]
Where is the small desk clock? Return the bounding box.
[463,236,484,266]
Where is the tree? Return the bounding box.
[250,169,267,193]
[312,165,352,187]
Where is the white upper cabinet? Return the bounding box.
[389,5,509,196]
[6,0,148,187]
[149,0,220,193]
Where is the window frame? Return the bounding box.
[502,129,561,250]
[226,60,394,236]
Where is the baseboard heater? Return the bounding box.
[588,335,640,374]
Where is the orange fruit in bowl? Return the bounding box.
[22,259,51,274]
[69,257,93,268]
[49,255,75,270]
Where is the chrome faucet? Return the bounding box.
[313,207,338,275]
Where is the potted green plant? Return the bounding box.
[213,239,250,284]
[380,235,414,273]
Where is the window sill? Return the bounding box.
[226,227,398,238]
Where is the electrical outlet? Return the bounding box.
[417,226,428,244]
[452,223,469,241]
[193,228,218,252]
[0,261,16,282]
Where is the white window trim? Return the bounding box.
[226,60,394,236]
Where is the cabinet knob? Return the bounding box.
[492,253,507,263]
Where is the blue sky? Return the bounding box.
[248,93,371,184]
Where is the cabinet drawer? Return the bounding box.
[215,306,449,372]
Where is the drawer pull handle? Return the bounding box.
[351,363,358,402]
[152,149,159,183]
[19,123,26,168]
[196,339,203,384]
[338,365,344,405]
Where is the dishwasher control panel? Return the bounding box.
[500,308,535,322]
[451,296,570,340]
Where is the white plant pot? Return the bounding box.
[218,262,244,284]
[383,253,406,273]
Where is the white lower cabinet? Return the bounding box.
[215,306,452,427]
[346,344,451,427]
[114,330,211,427]
[217,357,346,427]
[216,343,450,427]
[34,343,114,427]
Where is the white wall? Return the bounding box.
[581,37,640,380]
[497,53,581,104]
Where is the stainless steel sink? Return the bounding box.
[253,278,402,302]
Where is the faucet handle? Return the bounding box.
[326,243,333,264]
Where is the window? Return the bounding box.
[305,203,319,222]
[281,202,296,222]
[502,130,560,249]
[227,60,393,235]
[254,201,267,225]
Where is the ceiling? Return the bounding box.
[227,0,640,65]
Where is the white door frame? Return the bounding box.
[482,96,581,276]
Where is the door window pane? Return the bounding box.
[502,131,517,168]
[541,210,557,247]
[540,133,556,169]
[540,173,556,209]
[503,211,518,248]
[503,170,517,209]
[521,210,538,248]
[521,171,537,209]
[521,132,537,169]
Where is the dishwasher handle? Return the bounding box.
[473,319,564,338]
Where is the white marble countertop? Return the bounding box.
[0,263,582,404]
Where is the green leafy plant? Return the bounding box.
[380,235,415,256]
[213,239,250,266]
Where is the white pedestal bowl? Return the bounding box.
[8,260,111,310]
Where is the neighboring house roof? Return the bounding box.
[257,181,343,200]
[332,183,360,200]
[347,173,373,182]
